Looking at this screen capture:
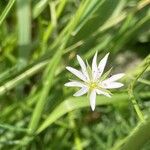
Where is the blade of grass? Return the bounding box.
[121,118,150,150]
[42,0,67,46]
[17,0,31,67]
[0,61,48,96]
[111,14,150,53]
[33,0,51,19]
[95,0,150,34]
[37,93,129,134]
[28,45,64,133]
[36,91,150,134]
[0,0,16,26]
[72,0,105,35]
[0,123,28,133]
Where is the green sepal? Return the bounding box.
[100,67,113,81]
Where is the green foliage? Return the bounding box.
[0,0,150,149]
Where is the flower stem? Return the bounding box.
[128,55,150,122]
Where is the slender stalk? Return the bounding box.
[42,0,67,53]
[128,55,150,122]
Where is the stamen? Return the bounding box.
[89,82,98,90]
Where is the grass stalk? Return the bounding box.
[17,0,31,67]
[0,0,16,26]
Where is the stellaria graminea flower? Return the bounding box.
[64,52,125,111]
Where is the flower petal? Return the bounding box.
[102,82,124,89]
[66,66,87,81]
[97,53,109,79]
[64,81,85,87]
[90,90,96,111]
[77,55,89,81]
[96,89,111,97]
[103,73,125,83]
[73,87,88,96]
[92,52,98,80]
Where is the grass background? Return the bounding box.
[0,0,150,149]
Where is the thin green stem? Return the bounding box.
[42,0,67,52]
[128,55,150,122]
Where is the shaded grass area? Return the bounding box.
[0,0,150,149]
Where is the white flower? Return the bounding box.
[64,52,125,111]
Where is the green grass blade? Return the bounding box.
[28,46,63,133]
[33,0,51,18]
[17,0,31,67]
[37,94,129,134]
[0,61,47,96]
[121,119,150,150]
[0,0,16,26]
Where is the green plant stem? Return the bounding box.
[43,0,67,45]
[128,55,150,122]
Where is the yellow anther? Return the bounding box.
[89,82,97,90]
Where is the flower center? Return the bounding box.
[89,82,98,90]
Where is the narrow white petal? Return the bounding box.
[97,53,109,79]
[102,82,124,89]
[92,52,98,80]
[96,89,111,98]
[64,81,85,87]
[66,66,87,81]
[90,90,96,111]
[77,55,89,80]
[73,87,88,96]
[103,73,125,83]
